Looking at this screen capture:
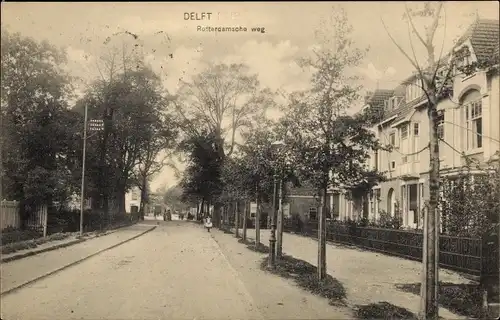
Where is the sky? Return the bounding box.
[2,1,499,191]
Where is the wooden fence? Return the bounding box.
[1,200,21,230]
[0,200,49,235]
[284,219,498,278]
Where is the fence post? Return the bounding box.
[43,205,48,237]
[480,231,500,318]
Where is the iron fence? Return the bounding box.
[283,218,496,277]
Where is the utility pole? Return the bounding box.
[80,107,104,236]
[79,104,89,236]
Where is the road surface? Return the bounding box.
[1,221,263,320]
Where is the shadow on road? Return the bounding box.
[237,238,269,254]
[395,282,483,318]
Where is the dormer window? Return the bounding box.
[455,45,472,69]
[385,97,401,111]
[406,80,424,102]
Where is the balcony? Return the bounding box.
[397,162,419,180]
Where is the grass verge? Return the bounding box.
[257,253,347,306]
[1,220,134,255]
[354,302,418,319]
[1,232,73,255]
[237,238,269,254]
[395,282,483,318]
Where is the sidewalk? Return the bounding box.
[211,227,354,320]
[1,223,155,295]
[233,228,472,319]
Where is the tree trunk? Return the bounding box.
[214,202,223,228]
[242,199,248,241]
[318,183,328,280]
[255,188,261,249]
[276,178,284,258]
[139,176,147,217]
[116,192,126,215]
[235,200,239,238]
[420,82,440,320]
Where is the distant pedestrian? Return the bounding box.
[204,215,213,232]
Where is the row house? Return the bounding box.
[335,19,499,228]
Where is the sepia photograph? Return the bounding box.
[1,1,499,319]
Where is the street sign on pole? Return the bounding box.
[80,109,104,236]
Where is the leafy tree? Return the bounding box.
[283,8,384,280]
[172,63,276,226]
[178,130,223,216]
[1,29,80,226]
[133,106,178,217]
[231,121,301,245]
[76,50,170,215]
[441,153,500,238]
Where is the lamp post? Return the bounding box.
[269,140,285,268]
[79,105,104,236]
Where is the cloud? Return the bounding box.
[357,62,397,82]
[222,40,312,93]
[145,45,205,93]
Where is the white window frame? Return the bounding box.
[390,160,396,170]
[413,123,420,136]
[465,99,482,150]
[389,132,396,147]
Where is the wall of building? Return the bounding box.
[287,196,318,222]
[124,187,141,214]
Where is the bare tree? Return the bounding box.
[381,3,498,319]
[173,63,276,226]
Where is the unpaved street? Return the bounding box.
[1,222,263,320]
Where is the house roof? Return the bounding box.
[366,89,394,106]
[370,19,499,126]
[392,95,427,124]
[457,19,499,63]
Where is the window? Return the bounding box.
[437,111,444,139]
[462,91,482,150]
[402,156,408,164]
[406,81,424,101]
[389,133,396,146]
[391,160,396,170]
[309,207,318,220]
[386,97,401,110]
[401,125,408,140]
[374,150,379,171]
[413,123,419,136]
[131,189,139,201]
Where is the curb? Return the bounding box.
[0,222,138,264]
[209,232,266,320]
[0,225,156,296]
[1,238,87,263]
